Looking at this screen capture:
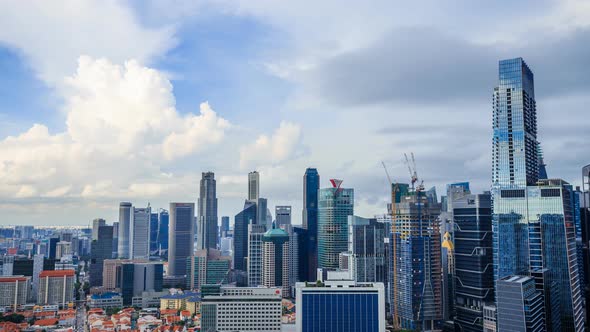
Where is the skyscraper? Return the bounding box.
[248,171,260,201]
[197,172,218,250]
[275,206,292,228]
[247,224,266,287]
[149,212,159,255]
[233,201,257,272]
[317,179,353,269]
[346,216,386,283]
[496,276,544,332]
[157,209,169,256]
[168,203,195,277]
[117,202,132,258]
[187,249,231,290]
[389,183,442,330]
[92,218,106,241]
[262,225,291,297]
[302,168,319,281]
[130,206,151,260]
[492,58,584,331]
[447,184,493,332]
[90,225,113,287]
[220,216,230,238]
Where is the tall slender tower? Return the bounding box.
[168,203,195,277]
[117,202,132,259]
[130,206,151,260]
[248,171,260,201]
[302,168,319,281]
[492,58,584,331]
[198,172,218,250]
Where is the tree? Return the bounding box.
[0,314,25,323]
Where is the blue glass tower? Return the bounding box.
[302,168,319,281]
[317,182,353,269]
[149,213,159,255]
[157,209,169,256]
[233,201,257,271]
[492,58,585,331]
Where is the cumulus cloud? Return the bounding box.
[239,121,303,169]
[0,57,230,200]
[0,0,175,85]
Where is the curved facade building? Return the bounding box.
[317,182,353,269]
[117,202,132,259]
[262,227,290,297]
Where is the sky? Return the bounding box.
[0,0,589,226]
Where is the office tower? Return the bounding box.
[492,58,584,331]
[117,202,132,258]
[262,225,291,297]
[200,286,282,332]
[318,179,353,269]
[302,168,319,281]
[130,206,151,259]
[483,304,497,332]
[295,277,386,332]
[275,206,292,227]
[257,197,269,228]
[281,224,298,292]
[581,165,590,330]
[55,241,72,259]
[90,225,113,287]
[346,216,386,283]
[157,209,169,256]
[448,185,493,332]
[48,237,59,259]
[248,171,260,201]
[118,261,163,306]
[389,183,442,330]
[440,211,455,322]
[149,213,159,255]
[247,224,266,287]
[197,172,218,250]
[112,222,119,258]
[60,232,73,242]
[187,249,231,290]
[233,201,257,271]
[0,276,30,309]
[496,276,544,332]
[168,203,195,277]
[220,216,230,238]
[92,218,106,241]
[37,270,75,308]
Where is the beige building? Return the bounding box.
[0,276,30,309]
[38,270,75,308]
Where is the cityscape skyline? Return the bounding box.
[1,1,589,226]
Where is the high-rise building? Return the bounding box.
[168,203,195,277]
[187,249,231,290]
[37,270,75,308]
[149,213,159,255]
[0,276,30,309]
[48,237,59,259]
[448,185,494,332]
[318,179,353,269]
[90,225,113,287]
[112,222,119,258]
[346,216,386,283]
[389,183,442,330]
[293,226,309,282]
[247,224,266,287]
[55,241,72,259]
[220,216,230,238]
[117,202,132,258]
[118,261,163,306]
[201,286,282,332]
[275,206,292,227]
[130,206,151,259]
[581,165,590,330]
[496,276,544,332]
[157,209,169,256]
[198,172,218,251]
[281,224,299,293]
[234,201,257,272]
[295,277,386,332]
[492,58,584,331]
[302,168,319,281]
[33,254,56,295]
[248,171,260,201]
[262,226,290,298]
[92,218,106,241]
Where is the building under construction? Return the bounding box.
[388,182,443,331]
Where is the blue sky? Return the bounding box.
[0,0,589,225]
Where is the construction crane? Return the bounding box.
[404,152,424,192]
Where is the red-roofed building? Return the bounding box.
[0,276,31,309]
[38,270,75,308]
[34,318,59,327]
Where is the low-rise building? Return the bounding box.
[88,292,123,309]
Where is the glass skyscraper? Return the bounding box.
[233,201,257,271]
[317,181,353,269]
[492,58,585,331]
[197,172,218,250]
[168,203,195,277]
[302,168,319,281]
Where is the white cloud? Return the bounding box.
[0,57,230,200]
[0,0,175,85]
[239,121,303,169]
